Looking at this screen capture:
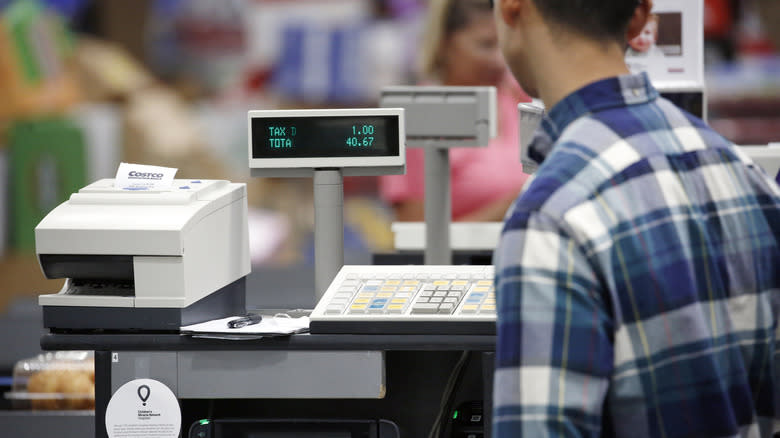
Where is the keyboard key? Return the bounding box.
[416,297,430,303]
[461,304,479,313]
[447,292,462,298]
[385,280,401,286]
[354,298,370,304]
[362,286,379,292]
[366,280,383,286]
[436,285,450,291]
[420,290,434,297]
[403,280,420,286]
[443,297,459,303]
[325,305,345,315]
[476,280,492,286]
[395,292,412,298]
[400,286,416,292]
[450,285,467,292]
[376,292,394,298]
[429,297,444,303]
[358,292,375,298]
[387,305,404,313]
[438,303,455,313]
[452,280,468,286]
[391,298,408,304]
[381,286,398,292]
[473,286,490,292]
[341,280,359,287]
[411,303,440,314]
[433,291,447,297]
[433,280,450,286]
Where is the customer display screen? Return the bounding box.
[251,115,401,159]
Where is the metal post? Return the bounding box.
[424,147,451,265]
[313,169,344,301]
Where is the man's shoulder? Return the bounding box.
[509,100,739,231]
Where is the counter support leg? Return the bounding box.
[95,350,111,438]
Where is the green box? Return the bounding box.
[9,118,87,252]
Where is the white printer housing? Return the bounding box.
[36,179,250,330]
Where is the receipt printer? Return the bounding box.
[35,179,250,331]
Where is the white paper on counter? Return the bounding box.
[181,315,310,338]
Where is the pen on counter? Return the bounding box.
[227,313,262,329]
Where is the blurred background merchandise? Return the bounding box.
[0,0,778,410]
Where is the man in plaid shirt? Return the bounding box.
[491,0,779,436]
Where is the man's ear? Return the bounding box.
[626,0,653,41]
[497,0,524,28]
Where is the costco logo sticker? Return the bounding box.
[128,171,164,180]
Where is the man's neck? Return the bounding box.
[529,35,631,110]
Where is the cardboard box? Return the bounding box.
[0,254,63,314]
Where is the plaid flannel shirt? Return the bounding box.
[493,73,780,438]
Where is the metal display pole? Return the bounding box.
[313,169,344,301]
[424,147,451,265]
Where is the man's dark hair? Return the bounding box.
[531,0,641,43]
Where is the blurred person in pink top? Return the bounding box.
[380,0,531,221]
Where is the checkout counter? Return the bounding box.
[39,259,496,437]
[35,107,497,438]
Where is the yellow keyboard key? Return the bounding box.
[350,304,367,310]
[387,304,404,310]
[384,280,401,285]
[474,287,490,292]
[391,298,408,304]
[403,280,419,285]
[452,280,469,286]
[481,305,496,311]
[376,292,394,298]
[477,280,492,286]
[462,304,479,311]
[354,298,370,304]
[433,280,450,286]
[381,286,398,292]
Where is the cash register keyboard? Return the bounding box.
[309,265,496,335]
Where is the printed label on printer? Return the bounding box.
[115,163,178,190]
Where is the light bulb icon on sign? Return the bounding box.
[137,385,151,406]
